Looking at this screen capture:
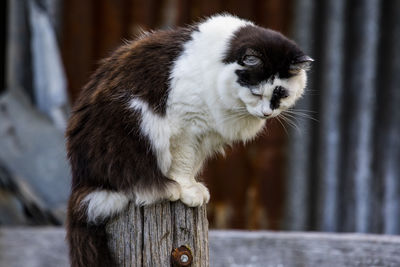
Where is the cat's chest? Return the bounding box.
[168,104,213,134]
[168,129,225,176]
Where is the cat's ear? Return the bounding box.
[290,55,314,74]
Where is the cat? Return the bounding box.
[66,14,312,267]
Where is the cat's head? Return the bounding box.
[222,25,313,119]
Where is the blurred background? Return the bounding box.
[1,0,399,235]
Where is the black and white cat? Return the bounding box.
[66,14,312,267]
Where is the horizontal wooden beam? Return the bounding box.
[210,230,400,266]
[1,228,400,266]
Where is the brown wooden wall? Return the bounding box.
[61,0,293,230]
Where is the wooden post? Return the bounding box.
[107,201,209,267]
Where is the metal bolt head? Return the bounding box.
[180,254,189,263]
[171,245,193,266]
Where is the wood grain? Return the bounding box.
[106,201,209,267]
[210,231,400,267]
[2,228,400,267]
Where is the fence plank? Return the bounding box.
[2,228,400,267]
[210,231,400,267]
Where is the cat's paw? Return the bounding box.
[165,182,181,202]
[134,182,181,205]
[180,182,210,207]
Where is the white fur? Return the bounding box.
[82,191,129,223]
[133,181,181,206]
[129,14,307,207]
[129,99,174,175]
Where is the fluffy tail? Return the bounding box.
[67,220,114,267]
[66,188,128,267]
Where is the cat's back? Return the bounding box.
[70,14,250,113]
[70,27,192,116]
[67,14,253,140]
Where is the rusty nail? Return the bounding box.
[171,245,193,266]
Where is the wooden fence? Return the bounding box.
[1,226,400,267]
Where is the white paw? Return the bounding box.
[165,182,181,202]
[180,182,210,207]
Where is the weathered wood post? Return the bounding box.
[107,201,209,266]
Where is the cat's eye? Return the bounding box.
[250,88,263,97]
[289,68,302,75]
[243,55,262,66]
[289,55,314,74]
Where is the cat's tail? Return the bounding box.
[66,187,129,267]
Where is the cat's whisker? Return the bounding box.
[287,108,317,113]
[283,110,319,122]
[221,113,243,121]
[279,113,301,133]
[221,111,251,123]
[303,93,320,96]
[222,115,251,124]
[285,108,318,119]
[285,118,301,134]
[229,107,249,114]
[279,118,298,133]
[284,110,314,116]
[280,113,301,127]
[286,111,317,118]
[275,116,289,137]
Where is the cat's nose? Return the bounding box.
[262,107,273,117]
[263,112,272,117]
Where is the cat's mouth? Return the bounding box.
[248,108,281,119]
[262,110,281,119]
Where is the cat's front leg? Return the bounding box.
[167,134,211,206]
